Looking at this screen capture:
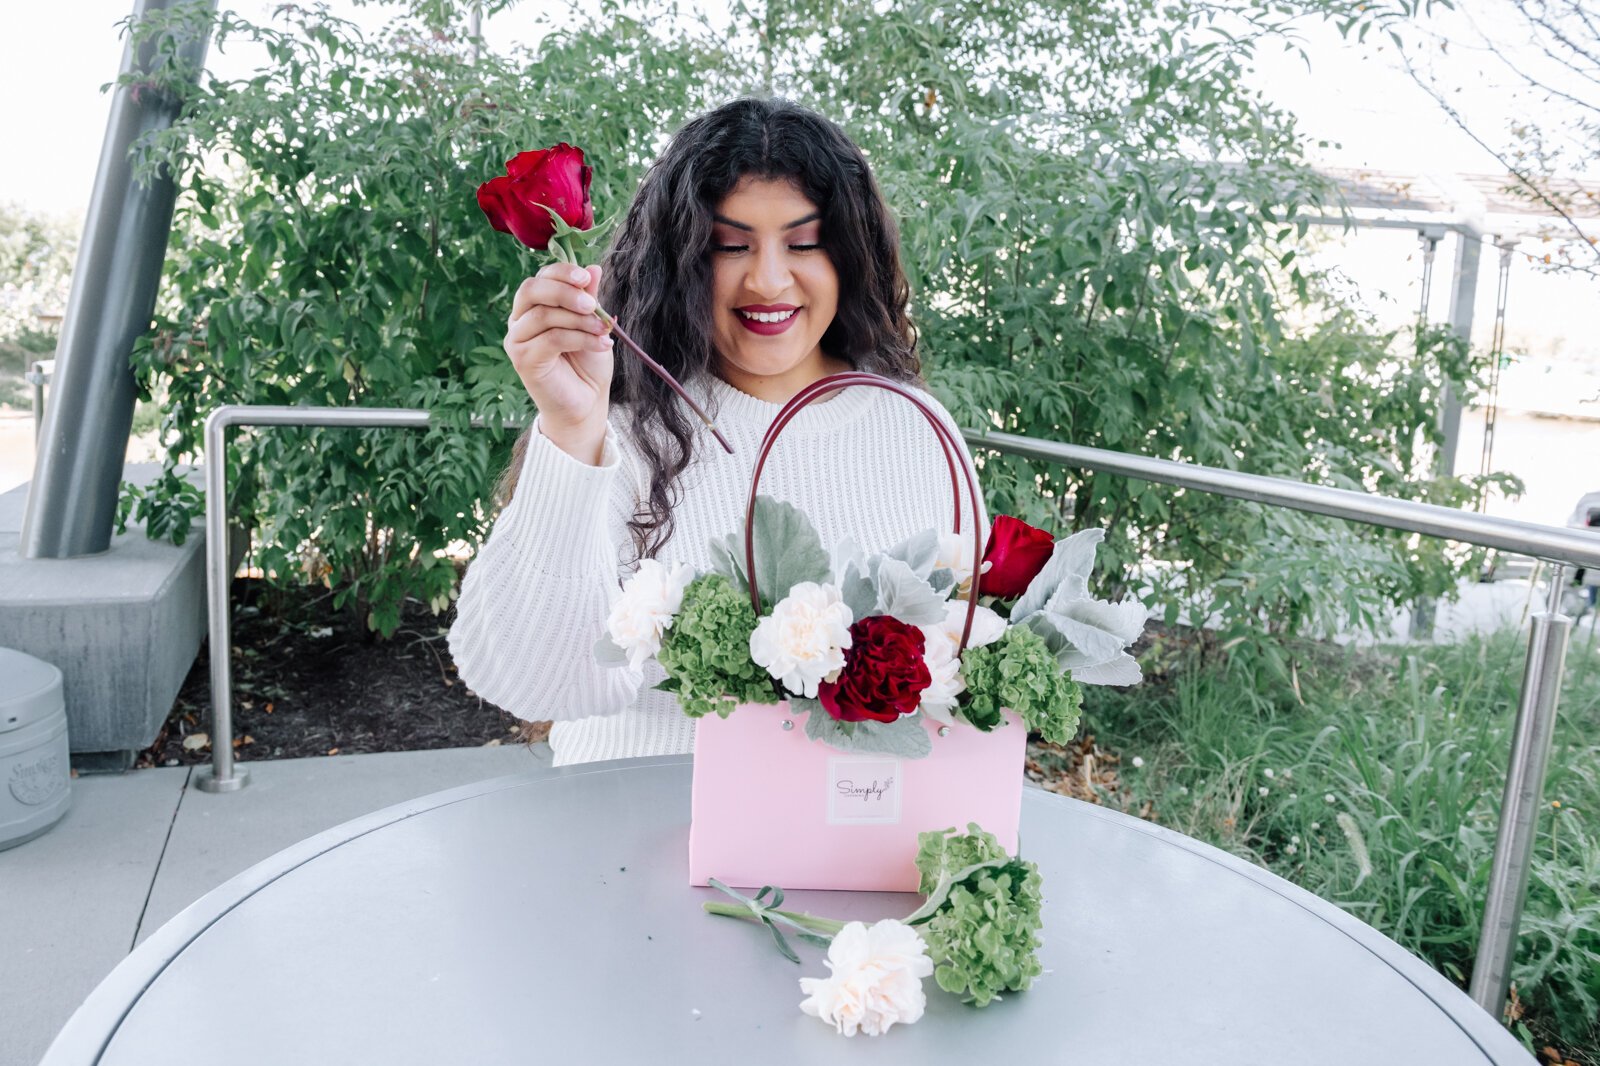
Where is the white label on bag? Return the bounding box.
[827,757,902,825]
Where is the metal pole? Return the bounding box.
[1438,227,1482,481]
[20,0,216,559]
[194,407,245,792]
[1410,227,1444,639]
[468,2,482,60]
[1468,568,1573,1015]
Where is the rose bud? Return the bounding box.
[978,515,1056,600]
[476,143,594,251]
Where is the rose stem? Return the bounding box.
[593,307,734,455]
[701,901,846,935]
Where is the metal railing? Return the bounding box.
[197,405,1600,1021]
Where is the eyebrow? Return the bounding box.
[711,211,821,232]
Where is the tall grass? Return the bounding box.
[1085,625,1600,1055]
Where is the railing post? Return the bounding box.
[1468,565,1572,1015]
[194,406,247,793]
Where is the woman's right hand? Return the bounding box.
[504,262,614,464]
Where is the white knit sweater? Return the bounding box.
[447,375,985,766]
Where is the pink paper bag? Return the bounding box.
[689,702,1026,892]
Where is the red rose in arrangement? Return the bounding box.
[819,616,932,724]
[979,515,1056,599]
[476,143,594,251]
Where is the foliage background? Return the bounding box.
[0,202,76,408]
[121,0,1515,638]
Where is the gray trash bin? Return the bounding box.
[0,647,72,850]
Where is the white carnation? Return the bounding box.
[927,599,1006,650]
[799,919,933,1038]
[749,582,853,698]
[605,559,695,670]
[916,627,965,725]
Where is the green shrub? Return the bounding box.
[1087,627,1600,1051]
[120,0,1514,639]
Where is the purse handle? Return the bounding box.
[742,372,985,651]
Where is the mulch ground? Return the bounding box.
[135,576,548,769]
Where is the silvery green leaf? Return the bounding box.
[1054,595,1149,645]
[1021,610,1126,669]
[882,529,940,578]
[829,536,866,585]
[928,568,957,595]
[750,495,831,609]
[1011,528,1104,621]
[1072,652,1143,686]
[707,533,751,597]
[872,557,947,625]
[803,706,932,758]
[839,560,877,621]
[593,633,630,668]
[803,700,840,744]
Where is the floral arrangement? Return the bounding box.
[703,823,1044,1036]
[595,497,1148,756]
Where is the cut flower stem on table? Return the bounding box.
[702,823,1046,1035]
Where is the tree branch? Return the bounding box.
[1398,48,1600,266]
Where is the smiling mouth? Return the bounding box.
[736,308,799,323]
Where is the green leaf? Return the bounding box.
[870,557,947,624]
[802,704,933,758]
[881,528,940,577]
[747,495,831,609]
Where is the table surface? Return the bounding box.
[43,755,1532,1065]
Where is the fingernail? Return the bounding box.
[571,268,588,283]
[576,293,596,312]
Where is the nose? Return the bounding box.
[745,243,793,300]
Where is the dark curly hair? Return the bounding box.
[498,96,922,559]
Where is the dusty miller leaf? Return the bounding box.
[871,557,947,625]
[749,495,830,609]
[801,704,932,758]
[839,559,878,621]
[881,529,940,578]
[1012,529,1105,621]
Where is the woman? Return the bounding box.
[448,96,985,766]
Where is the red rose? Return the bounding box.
[818,616,932,724]
[476,143,594,250]
[979,515,1056,599]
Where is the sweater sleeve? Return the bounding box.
[446,417,643,722]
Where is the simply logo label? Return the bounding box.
[827,757,902,825]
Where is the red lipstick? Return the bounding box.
[735,304,800,336]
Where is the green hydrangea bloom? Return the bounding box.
[958,625,1084,744]
[912,824,1045,1007]
[914,821,1009,895]
[655,573,781,718]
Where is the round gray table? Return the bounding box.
[43,756,1531,1064]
